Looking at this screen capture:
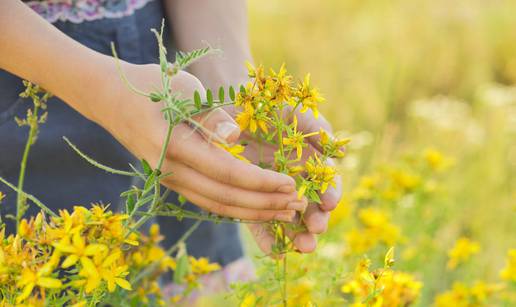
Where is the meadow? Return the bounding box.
[0,0,514,306]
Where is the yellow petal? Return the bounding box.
[37,277,62,289]
[62,255,79,268]
[115,277,133,291]
[84,244,107,256]
[80,257,98,278]
[16,283,35,303]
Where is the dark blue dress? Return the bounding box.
[0,0,243,268]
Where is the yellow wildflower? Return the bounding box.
[16,266,62,303]
[304,154,336,193]
[216,143,250,163]
[423,148,453,172]
[447,237,480,270]
[53,231,107,269]
[295,74,325,118]
[283,116,319,160]
[267,63,293,104]
[319,129,350,158]
[500,248,516,282]
[0,191,5,203]
[189,257,221,275]
[235,103,269,134]
[434,281,501,307]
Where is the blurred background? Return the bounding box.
[233,0,516,305]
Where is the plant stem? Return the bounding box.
[132,219,202,284]
[16,104,39,230]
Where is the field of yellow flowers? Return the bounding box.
[213,0,515,306]
[1,0,515,306]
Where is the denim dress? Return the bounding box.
[0,0,243,268]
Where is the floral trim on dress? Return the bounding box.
[25,0,155,24]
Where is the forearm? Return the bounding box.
[0,0,123,123]
[164,0,253,89]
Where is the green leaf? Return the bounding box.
[149,92,162,102]
[239,84,246,94]
[218,86,225,103]
[141,159,152,176]
[174,245,190,284]
[143,172,156,191]
[178,194,187,205]
[194,90,202,110]
[125,194,135,214]
[229,86,236,101]
[206,88,213,106]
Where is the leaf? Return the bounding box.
[174,245,190,284]
[141,159,152,176]
[218,86,225,103]
[229,86,236,101]
[206,89,213,107]
[143,172,156,191]
[178,194,187,205]
[239,84,246,94]
[194,90,202,110]
[149,92,162,102]
[125,194,135,214]
[384,247,395,268]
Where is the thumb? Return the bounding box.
[193,108,241,144]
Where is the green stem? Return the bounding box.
[16,104,39,230]
[0,176,57,218]
[132,219,202,284]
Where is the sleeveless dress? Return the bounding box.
[0,0,248,282]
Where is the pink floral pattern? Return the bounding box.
[24,0,155,24]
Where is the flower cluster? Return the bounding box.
[341,248,423,307]
[446,237,481,270]
[0,205,219,306]
[230,63,349,204]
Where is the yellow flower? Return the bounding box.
[423,148,453,172]
[295,74,325,118]
[189,257,221,275]
[76,249,131,293]
[283,116,319,160]
[235,103,269,134]
[216,143,250,163]
[267,63,293,104]
[434,281,501,307]
[53,231,107,269]
[500,248,516,282]
[0,191,5,203]
[447,237,480,270]
[319,129,350,158]
[16,266,62,303]
[304,154,336,193]
[341,256,422,307]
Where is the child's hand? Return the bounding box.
[95,63,307,222]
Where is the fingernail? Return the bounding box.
[216,121,239,141]
[277,184,295,193]
[287,200,307,211]
[275,212,294,222]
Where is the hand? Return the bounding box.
[226,106,342,254]
[94,63,308,221]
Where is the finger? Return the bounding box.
[164,161,307,211]
[171,185,296,222]
[302,204,330,234]
[284,225,317,253]
[247,224,276,256]
[170,123,296,193]
[192,108,241,144]
[319,158,342,211]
